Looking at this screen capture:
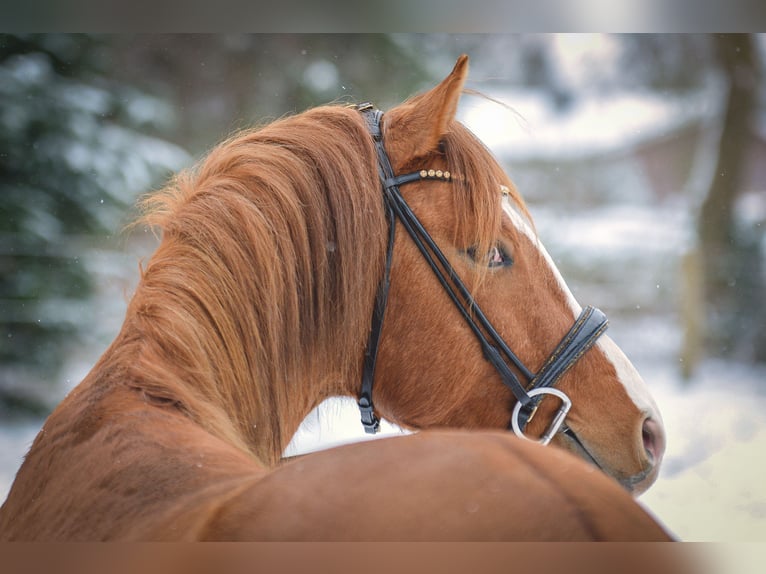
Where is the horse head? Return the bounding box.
[108,55,663,495]
[363,55,665,495]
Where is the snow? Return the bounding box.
[460,88,710,162]
[0,421,40,502]
[636,358,766,541]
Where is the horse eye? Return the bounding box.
[466,244,513,268]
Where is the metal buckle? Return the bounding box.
[358,395,380,434]
[511,388,572,446]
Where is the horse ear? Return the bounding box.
[386,54,469,166]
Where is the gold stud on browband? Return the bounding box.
[500,185,510,197]
[419,169,452,181]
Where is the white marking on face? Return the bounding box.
[502,197,581,317]
[598,335,662,421]
[501,196,662,423]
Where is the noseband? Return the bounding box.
[356,104,609,444]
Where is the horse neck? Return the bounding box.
[109,241,321,466]
[114,109,387,466]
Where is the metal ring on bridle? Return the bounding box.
[511,387,572,445]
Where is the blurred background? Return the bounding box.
[1,33,765,541]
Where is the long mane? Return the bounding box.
[121,101,525,466]
[128,106,386,464]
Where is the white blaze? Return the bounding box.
[502,198,662,421]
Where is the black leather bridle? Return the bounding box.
[356,103,609,445]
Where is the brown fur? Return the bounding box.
[0,56,668,541]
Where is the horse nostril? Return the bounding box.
[641,417,665,466]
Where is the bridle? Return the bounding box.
[356,103,609,445]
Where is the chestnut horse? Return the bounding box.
[0,56,669,540]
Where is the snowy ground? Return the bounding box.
[629,345,766,542]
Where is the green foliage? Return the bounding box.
[105,34,431,153]
[0,34,188,413]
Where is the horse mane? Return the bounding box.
[126,106,386,465]
[120,100,527,466]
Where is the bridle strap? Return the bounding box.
[358,197,394,433]
[513,305,609,430]
[358,107,395,434]
[382,166,535,409]
[532,305,609,391]
[356,103,608,441]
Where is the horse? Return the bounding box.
[0,55,670,541]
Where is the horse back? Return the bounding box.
[201,431,672,541]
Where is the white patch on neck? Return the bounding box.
[501,197,661,422]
